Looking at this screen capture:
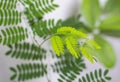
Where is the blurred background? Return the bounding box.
[0,0,120,82]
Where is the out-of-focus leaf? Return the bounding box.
[104,0,120,14]
[99,15,120,37]
[102,30,120,37]
[81,0,101,28]
[99,15,120,30]
[61,15,86,29]
[94,35,116,68]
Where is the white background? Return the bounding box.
[0,0,120,82]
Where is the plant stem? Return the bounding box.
[39,34,57,46]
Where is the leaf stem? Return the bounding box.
[39,35,53,46]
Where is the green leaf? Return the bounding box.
[0,27,28,45]
[99,15,120,37]
[99,15,120,30]
[65,36,80,58]
[0,0,17,9]
[32,19,61,37]
[10,63,47,81]
[0,9,22,26]
[102,30,120,37]
[6,43,46,60]
[51,51,86,82]
[94,35,116,68]
[78,69,112,82]
[57,27,87,38]
[80,45,95,63]
[24,0,59,21]
[61,15,86,29]
[81,0,101,28]
[104,0,120,14]
[51,36,64,56]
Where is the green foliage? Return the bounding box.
[51,36,64,56]
[0,9,22,26]
[51,51,86,82]
[0,0,115,82]
[80,0,118,68]
[102,30,120,37]
[105,0,120,14]
[81,0,101,28]
[57,27,87,38]
[79,69,111,82]
[80,45,95,63]
[61,15,86,29]
[10,63,47,81]
[80,39,101,63]
[99,15,120,30]
[6,43,46,60]
[0,0,17,9]
[79,35,116,68]
[51,27,100,60]
[31,19,62,37]
[0,27,28,45]
[99,15,120,37]
[51,27,84,58]
[93,35,116,68]
[65,36,80,58]
[23,0,59,21]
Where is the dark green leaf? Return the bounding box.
[31,19,61,37]
[0,9,22,26]
[78,69,111,82]
[104,69,109,76]
[0,27,28,45]
[105,77,112,80]
[10,63,47,81]
[0,0,17,9]
[6,43,46,60]
[101,30,120,37]
[61,15,86,29]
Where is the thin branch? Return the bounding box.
[39,33,61,46]
[39,36,52,46]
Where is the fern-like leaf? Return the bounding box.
[51,36,64,56]
[10,63,47,81]
[80,45,94,63]
[79,69,111,82]
[0,27,28,45]
[0,9,22,26]
[0,0,17,9]
[6,43,46,60]
[65,36,80,58]
[23,0,59,21]
[31,19,61,37]
[57,27,87,38]
[52,55,86,73]
[51,51,86,82]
